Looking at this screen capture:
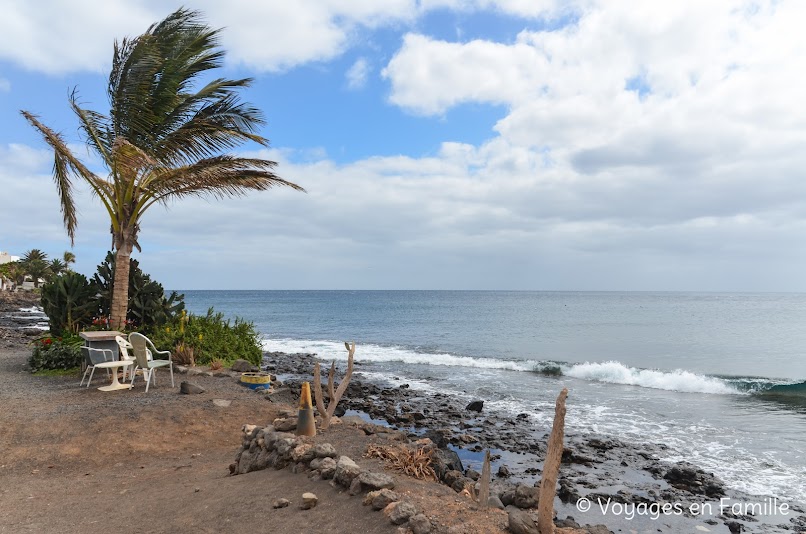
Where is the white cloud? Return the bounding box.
[346,58,370,89]
[0,0,419,74]
[0,1,155,73]
[0,0,578,74]
[383,1,806,169]
[5,127,806,290]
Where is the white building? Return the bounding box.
[0,250,21,290]
[0,251,20,265]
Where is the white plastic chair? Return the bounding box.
[115,335,136,381]
[79,347,113,387]
[128,332,174,393]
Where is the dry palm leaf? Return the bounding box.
[365,444,437,481]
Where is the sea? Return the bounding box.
[180,290,806,506]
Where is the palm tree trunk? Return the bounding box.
[111,243,132,331]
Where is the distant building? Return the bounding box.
[0,250,21,290]
[0,251,20,264]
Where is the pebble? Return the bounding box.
[272,498,290,509]
[300,492,318,510]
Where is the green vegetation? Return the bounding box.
[0,249,77,290]
[149,308,263,367]
[39,253,185,335]
[36,252,261,371]
[90,252,184,331]
[28,336,83,373]
[21,8,302,330]
[40,271,95,334]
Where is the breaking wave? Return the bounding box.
[262,338,804,396]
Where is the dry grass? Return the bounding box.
[173,342,195,366]
[209,359,224,371]
[365,444,437,481]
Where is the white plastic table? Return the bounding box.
[94,360,133,391]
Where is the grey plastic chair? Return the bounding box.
[79,346,113,387]
[129,332,174,393]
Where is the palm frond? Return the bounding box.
[137,155,303,211]
[20,111,91,243]
[69,89,113,163]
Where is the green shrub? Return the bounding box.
[40,252,185,336]
[91,252,185,330]
[40,272,96,334]
[147,308,262,366]
[28,335,83,372]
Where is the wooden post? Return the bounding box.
[537,388,568,534]
[478,449,491,508]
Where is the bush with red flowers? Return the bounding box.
[28,335,82,372]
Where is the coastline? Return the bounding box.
[1,292,804,532]
[264,349,806,533]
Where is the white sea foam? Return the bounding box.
[262,338,535,371]
[562,361,742,395]
[264,338,751,395]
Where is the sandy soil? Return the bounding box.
[0,341,509,534]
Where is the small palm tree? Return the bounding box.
[22,9,303,329]
[62,251,76,270]
[49,259,66,278]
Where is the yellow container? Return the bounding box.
[240,372,272,390]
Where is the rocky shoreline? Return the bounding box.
[263,350,806,534]
[0,291,47,345]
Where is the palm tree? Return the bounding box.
[21,249,49,288]
[62,251,76,270]
[0,262,24,290]
[21,9,303,329]
[22,249,47,263]
[49,258,67,278]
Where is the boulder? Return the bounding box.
[272,498,290,509]
[451,477,472,493]
[442,469,464,487]
[507,506,539,534]
[465,400,484,412]
[354,471,395,493]
[501,484,540,508]
[433,449,464,480]
[409,514,432,534]
[300,492,318,510]
[663,462,725,497]
[334,456,361,487]
[291,444,315,463]
[230,359,257,372]
[488,495,505,509]
[384,501,417,525]
[313,442,337,458]
[365,488,400,511]
[318,457,337,479]
[179,381,205,394]
[273,417,298,432]
[513,484,539,509]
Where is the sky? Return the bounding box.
[1,0,806,291]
